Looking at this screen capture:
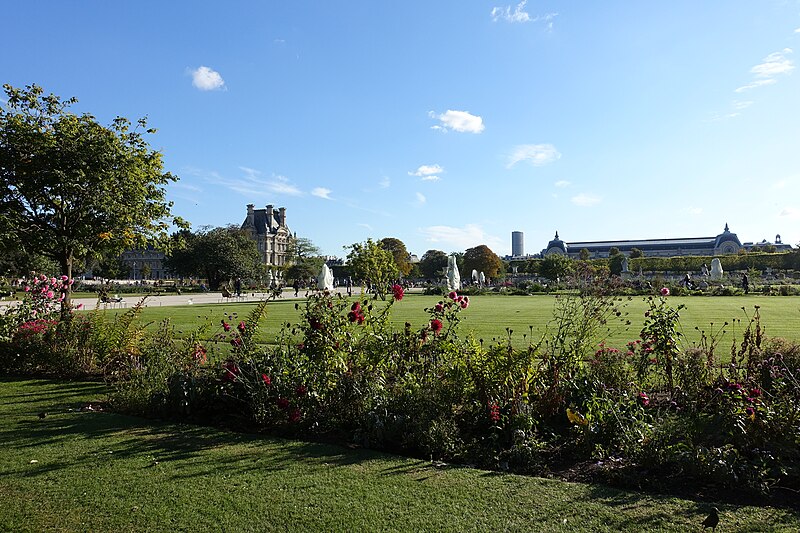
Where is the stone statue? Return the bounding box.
[621,257,629,273]
[710,258,723,280]
[479,271,486,287]
[471,269,479,283]
[447,255,460,291]
[317,263,334,290]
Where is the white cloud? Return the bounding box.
[735,48,794,92]
[491,2,558,27]
[312,187,332,199]
[684,206,703,215]
[358,223,373,231]
[268,175,302,196]
[419,224,504,251]
[410,164,444,181]
[202,167,303,198]
[379,176,391,188]
[415,192,426,205]
[429,110,485,133]
[507,144,561,168]
[554,180,571,188]
[571,193,601,207]
[779,207,799,218]
[751,49,794,78]
[191,66,226,91]
[733,100,753,110]
[735,78,777,93]
[795,27,800,34]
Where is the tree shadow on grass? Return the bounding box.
[2,378,398,484]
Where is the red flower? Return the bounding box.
[660,287,670,296]
[430,319,443,335]
[289,408,301,422]
[237,321,246,333]
[392,284,404,301]
[488,401,501,423]
[222,362,239,382]
[277,398,289,409]
[638,392,650,407]
[310,318,323,330]
[261,374,271,386]
[230,337,242,348]
[295,384,307,396]
[347,311,359,322]
[460,296,470,309]
[221,320,231,332]
[448,291,458,300]
[434,303,444,313]
[351,301,361,312]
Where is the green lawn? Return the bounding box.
[103,294,800,350]
[2,378,798,532]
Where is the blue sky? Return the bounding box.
[3,1,799,257]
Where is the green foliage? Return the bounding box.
[463,244,503,279]
[164,225,265,289]
[379,237,412,277]
[0,84,186,296]
[345,238,399,299]
[540,253,572,281]
[418,249,449,279]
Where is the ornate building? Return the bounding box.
[241,204,292,267]
[543,224,752,258]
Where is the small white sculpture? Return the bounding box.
[447,256,460,291]
[710,258,723,280]
[317,264,334,290]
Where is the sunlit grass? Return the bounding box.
[2,378,798,532]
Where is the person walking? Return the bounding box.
[742,273,749,294]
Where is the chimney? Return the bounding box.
[266,204,274,222]
[279,207,286,227]
[246,204,255,226]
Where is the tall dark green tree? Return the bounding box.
[418,249,449,279]
[540,253,572,282]
[0,84,186,304]
[165,226,264,290]
[285,236,323,282]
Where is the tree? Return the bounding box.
[285,236,323,282]
[418,249,449,279]
[463,245,503,280]
[345,238,398,299]
[608,247,620,257]
[629,248,643,258]
[164,226,264,290]
[379,237,412,277]
[540,253,572,282]
[579,248,591,261]
[92,255,130,280]
[0,84,186,305]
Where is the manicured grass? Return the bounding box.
[2,378,798,532]
[101,294,800,350]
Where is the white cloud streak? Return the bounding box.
[415,192,426,205]
[312,187,332,199]
[507,144,561,168]
[735,48,794,92]
[491,1,557,28]
[191,66,226,91]
[429,110,484,133]
[554,180,571,188]
[419,224,504,252]
[410,164,444,181]
[571,193,601,207]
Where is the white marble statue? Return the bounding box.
[317,263,334,290]
[447,255,460,291]
[710,258,723,280]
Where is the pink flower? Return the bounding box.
[50,278,57,285]
[460,296,470,309]
[24,286,30,292]
[237,321,246,334]
[488,401,500,423]
[434,303,444,313]
[61,275,69,281]
[76,304,84,310]
[660,287,670,296]
[430,318,443,335]
[261,374,271,386]
[638,392,650,407]
[221,320,231,332]
[391,284,404,301]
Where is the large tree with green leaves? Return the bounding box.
[0,84,185,301]
[164,226,264,290]
[345,238,398,299]
[418,249,448,279]
[285,236,324,282]
[540,253,572,282]
[379,237,412,277]
[463,244,503,280]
